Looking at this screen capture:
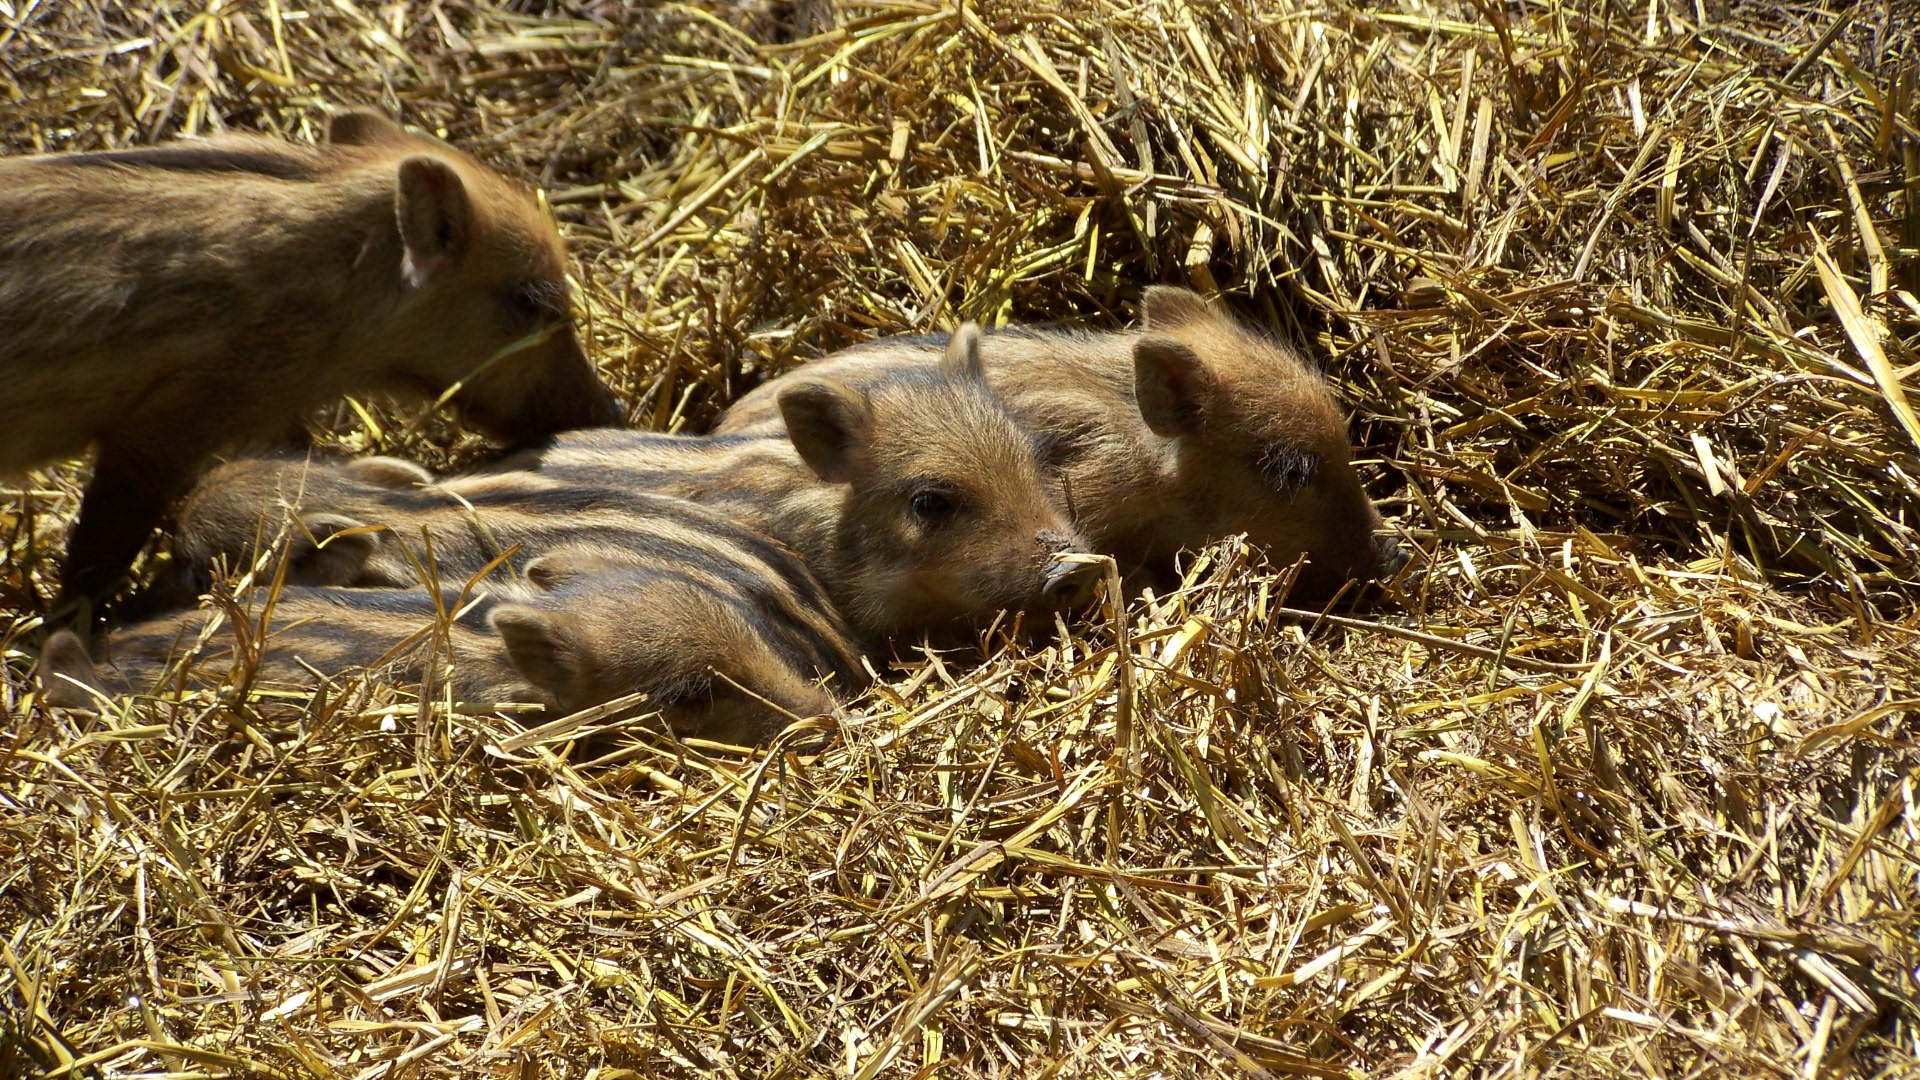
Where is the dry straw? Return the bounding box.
[3,1,1918,1077]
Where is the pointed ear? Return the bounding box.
[343,456,434,489]
[1139,285,1216,329]
[395,156,473,287]
[37,630,107,709]
[491,606,578,697]
[939,322,986,380]
[291,513,380,585]
[1133,336,1214,436]
[327,108,409,147]
[778,378,870,484]
[522,549,618,591]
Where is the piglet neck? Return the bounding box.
[761,469,884,637]
[695,445,847,602]
[314,169,420,367]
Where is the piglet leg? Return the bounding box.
[53,439,194,625]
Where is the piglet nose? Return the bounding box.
[1041,550,1104,609]
[1037,528,1080,553]
[1373,534,1411,576]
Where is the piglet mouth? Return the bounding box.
[1041,551,1107,609]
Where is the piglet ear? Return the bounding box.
[491,606,577,697]
[939,322,986,381]
[1139,285,1216,329]
[522,556,576,591]
[290,513,381,586]
[327,108,409,147]
[395,156,473,287]
[778,377,871,485]
[343,456,435,489]
[522,549,620,591]
[37,630,108,709]
[1133,336,1214,437]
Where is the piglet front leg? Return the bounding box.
[53,436,200,627]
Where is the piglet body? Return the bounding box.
[178,327,1102,642]
[39,546,850,746]
[0,109,619,611]
[716,288,1408,600]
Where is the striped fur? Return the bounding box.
[470,325,1102,636]
[715,288,1409,599]
[175,457,854,660]
[176,326,1104,640]
[1,108,618,615]
[40,545,856,745]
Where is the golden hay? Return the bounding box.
[3,1,1917,1077]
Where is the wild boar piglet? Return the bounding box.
[39,546,852,746]
[473,324,1103,640]
[717,287,1408,601]
[492,546,855,744]
[0,108,620,613]
[178,456,833,622]
[172,456,866,712]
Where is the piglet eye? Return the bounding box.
[505,279,568,327]
[910,490,959,522]
[1256,445,1321,494]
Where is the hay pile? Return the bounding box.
[4,1,1918,1076]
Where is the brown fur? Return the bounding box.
[0,109,621,611]
[170,455,866,690]
[174,327,1099,641]
[716,288,1408,600]
[491,547,850,743]
[37,545,853,745]
[471,324,1103,638]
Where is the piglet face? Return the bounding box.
[781,326,1101,635]
[1133,287,1406,600]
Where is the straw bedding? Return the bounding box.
[2,1,1917,1076]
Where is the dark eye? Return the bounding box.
[1256,445,1321,494]
[910,489,959,522]
[504,280,568,328]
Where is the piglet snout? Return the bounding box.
[1041,547,1105,609]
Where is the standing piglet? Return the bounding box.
[716,288,1408,601]
[0,109,621,614]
